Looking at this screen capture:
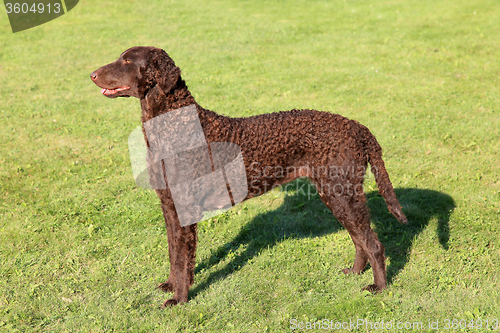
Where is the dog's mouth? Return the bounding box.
[101,86,130,96]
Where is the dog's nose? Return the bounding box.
[90,72,98,81]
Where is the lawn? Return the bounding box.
[0,0,499,331]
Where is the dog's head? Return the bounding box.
[90,46,181,99]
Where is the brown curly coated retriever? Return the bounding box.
[90,46,408,307]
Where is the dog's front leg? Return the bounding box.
[156,193,198,306]
[157,198,178,294]
[164,222,197,306]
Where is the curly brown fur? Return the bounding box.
[91,46,407,306]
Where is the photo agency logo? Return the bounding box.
[4,0,79,33]
[128,105,248,227]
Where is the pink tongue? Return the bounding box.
[101,88,117,95]
[100,87,129,95]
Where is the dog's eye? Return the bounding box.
[124,59,132,64]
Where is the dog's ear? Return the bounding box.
[158,65,180,94]
[148,48,181,94]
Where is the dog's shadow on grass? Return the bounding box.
[190,180,455,299]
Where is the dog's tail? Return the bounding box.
[361,126,408,224]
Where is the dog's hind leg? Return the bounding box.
[316,187,387,292]
[341,235,369,275]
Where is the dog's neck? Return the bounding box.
[140,80,196,121]
[139,82,233,142]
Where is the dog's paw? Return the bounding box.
[162,298,180,307]
[342,267,363,275]
[342,267,354,275]
[157,281,175,293]
[361,284,385,293]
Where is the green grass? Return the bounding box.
[1,0,499,331]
